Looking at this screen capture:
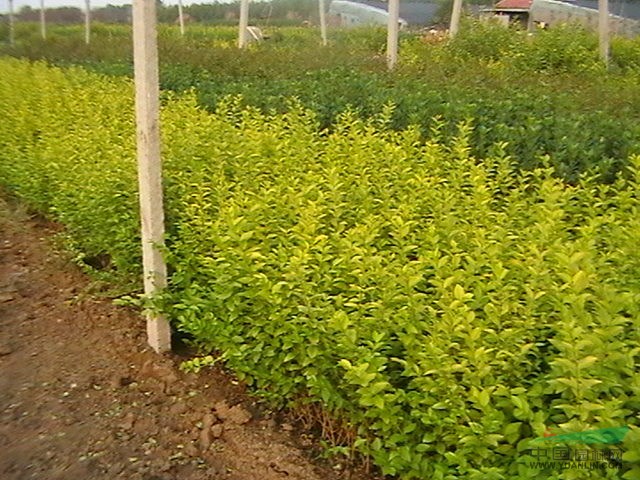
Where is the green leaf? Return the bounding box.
[623,451,640,463]
[571,270,589,292]
[503,422,522,443]
[623,468,640,480]
[338,359,352,370]
[478,389,491,408]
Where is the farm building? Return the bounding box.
[328,0,409,27]
[482,0,532,27]
[358,1,441,25]
[570,0,640,20]
[327,0,451,27]
[482,0,640,36]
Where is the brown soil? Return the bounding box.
[0,199,379,480]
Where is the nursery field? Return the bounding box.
[1,22,640,480]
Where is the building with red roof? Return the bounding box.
[493,0,534,11]
[482,0,639,36]
[481,0,534,28]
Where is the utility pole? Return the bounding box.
[319,0,328,46]
[387,0,399,70]
[85,0,91,45]
[450,0,463,37]
[238,0,249,48]
[177,0,185,36]
[598,0,609,66]
[132,0,172,353]
[40,0,46,40]
[8,0,14,46]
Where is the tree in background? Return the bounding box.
[17,5,84,24]
[93,5,132,24]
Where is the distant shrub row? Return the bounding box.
[3,22,640,181]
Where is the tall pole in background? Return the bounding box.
[177,0,185,36]
[387,0,399,70]
[598,0,609,66]
[40,0,46,40]
[85,0,91,44]
[319,0,328,46]
[8,0,15,46]
[132,0,172,354]
[450,0,463,37]
[238,0,249,48]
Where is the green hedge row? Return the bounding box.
[157,64,640,183]
[4,23,640,182]
[1,58,640,479]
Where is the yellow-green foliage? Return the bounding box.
[0,59,139,275]
[0,58,639,479]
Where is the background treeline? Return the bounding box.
[1,0,496,27]
[4,0,640,26]
[6,0,331,26]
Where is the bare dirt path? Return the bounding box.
[0,199,373,480]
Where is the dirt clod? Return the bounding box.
[215,401,252,426]
[211,424,224,439]
[201,412,217,429]
[0,292,15,303]
[119,412,136,431]
[199,427,213,452]
[168,402,187,416]
[0,341,14,356]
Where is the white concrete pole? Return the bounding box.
[450,0,463,37]
[177,0,185,36]
[319,0,328,46]
[8,0,15,46]
[85,0,91,45]
[387,0,399,70]
[598,0,609,65]
[132,0,172,353]
[40,0,46,40]
[238,0,250,48]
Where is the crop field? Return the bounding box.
[1,21,640,479]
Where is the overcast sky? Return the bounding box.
[1,0,243,14]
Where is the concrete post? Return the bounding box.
[132,0,172,353]
[387,0,399,70]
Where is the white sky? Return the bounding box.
[1,0,245,14]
